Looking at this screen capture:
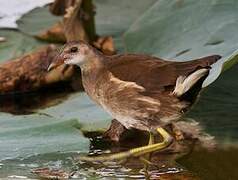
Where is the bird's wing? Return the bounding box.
[104,54,221,125]
[106,54,221,92]
[101,70,188,129]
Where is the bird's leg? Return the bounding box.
[148,131,155,145]
[78,127,173,162]
[140,132,155,171]
[140,132,154,163]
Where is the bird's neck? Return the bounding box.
[80,52,108,100]
[80,51,106,76]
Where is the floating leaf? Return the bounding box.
[94,0,157,51]
[17,6,61,36]
[0,29,46,62]
[123,0,238,86]
[37,92,111,132]
[0,113,89,160]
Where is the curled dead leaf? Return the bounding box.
[0,45,76,94]
[63,0,88,42]
[38,0,96,43]
[93,36,116,55]
[50,0,76,16]
[35,22,66,43]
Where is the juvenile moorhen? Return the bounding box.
[48,41,221,162]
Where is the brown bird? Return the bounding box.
[48,41,221,161]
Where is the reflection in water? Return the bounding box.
[178,146,238,180]
[0,82,76,115]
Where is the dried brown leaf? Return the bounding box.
[93,36,116,55]
[35,22,66,43]
[40,0,96,43]
[0,45,76,94]
[63,0,88,42]
[50,0,76,16]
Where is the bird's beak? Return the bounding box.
[47,54,65,71]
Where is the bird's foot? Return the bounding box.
[78,127,173,163]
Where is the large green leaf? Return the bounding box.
[0,113,89,161]
[0,6,55,62]
[0,92,112,168]
[0,29,46,62]
[94,0,157,36]
[124,0,238,86]
[17,6,61,36]
[94,0,157,51]
[37,92,111,132]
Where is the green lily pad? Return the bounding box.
[94,0,157,51]
[0,112,89,160]
[17,6,61,36]
[37,92,111,132]
[95,0,157,36]
[123,0,238,86]
[0,92,111,161]
[0,29,46,62]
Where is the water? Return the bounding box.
[0,139,237,179]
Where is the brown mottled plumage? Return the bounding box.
[48,41,221,132]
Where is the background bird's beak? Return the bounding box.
[47,54,65,71]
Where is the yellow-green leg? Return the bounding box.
[140,132,155,172]
[79,127,173,162]
[139,132,154,162]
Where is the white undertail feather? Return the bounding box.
[173,68,209,97]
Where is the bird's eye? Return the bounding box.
[70,47,78,53]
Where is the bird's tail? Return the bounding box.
[172,68,209,97]
[174,55,221,76]
[186,54,221,66]
[172,55,222,97]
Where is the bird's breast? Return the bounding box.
[82,72,162,130]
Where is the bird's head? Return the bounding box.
[48,41,96,71]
